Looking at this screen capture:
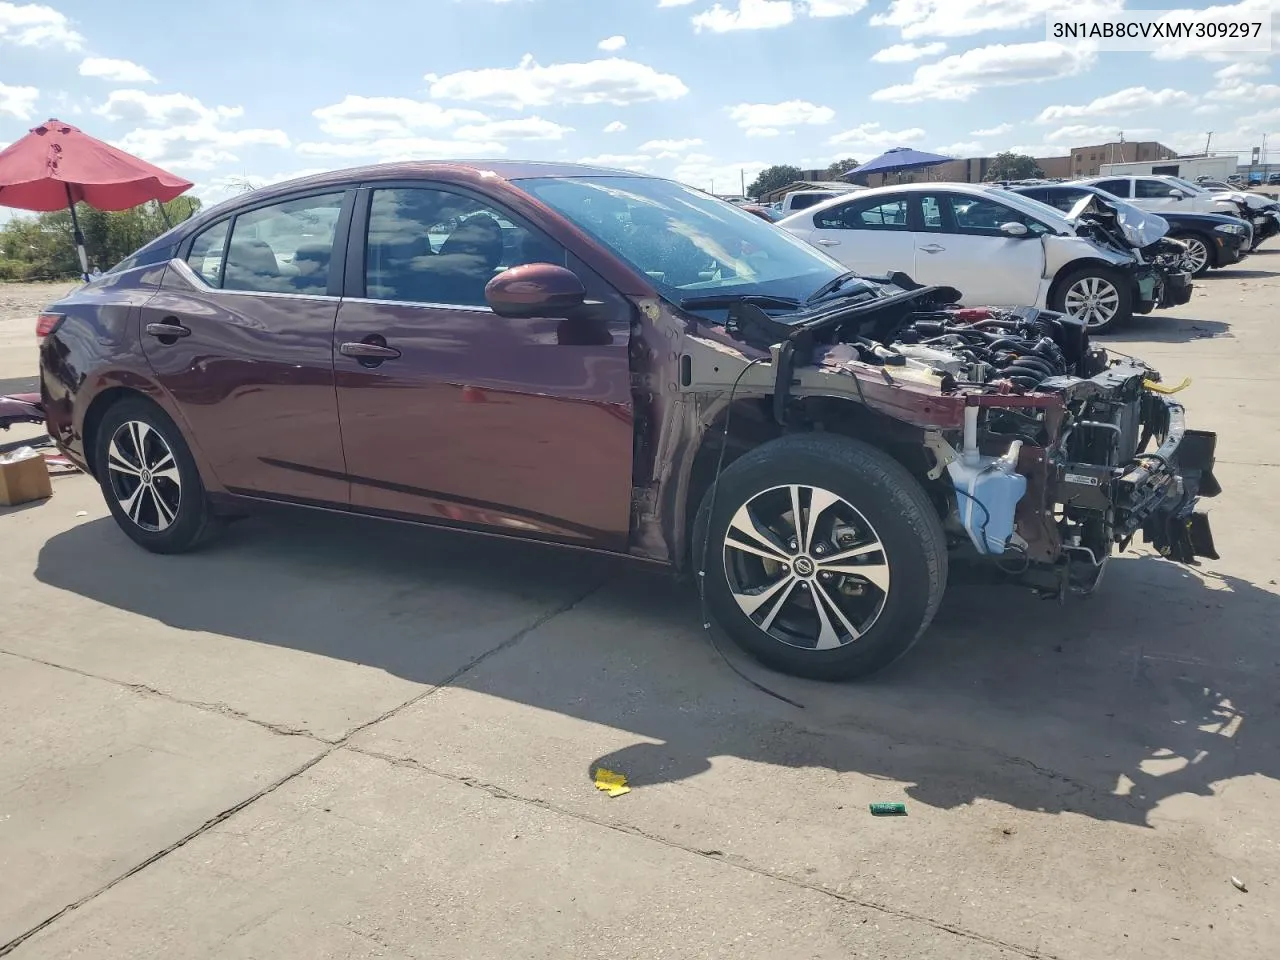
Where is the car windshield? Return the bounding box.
[516,175,865,305]
[1165,176,1210,195]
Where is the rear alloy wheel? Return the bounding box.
[1052,266,1132,334]
[94,398,223,553]
[1170,233,1212,277]
[694,434,947,681]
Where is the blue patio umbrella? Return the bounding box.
[843,147,954,184]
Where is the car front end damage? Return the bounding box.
[678,283,1221,598]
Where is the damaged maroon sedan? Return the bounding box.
[32,161,1222,680]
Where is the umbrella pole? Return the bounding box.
[157,199,172,228]
[64,183,91,281]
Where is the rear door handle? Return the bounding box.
[145,319,191,339]
[815,238,841,246]
[918,244,946,254]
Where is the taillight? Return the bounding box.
[36,313,64,344]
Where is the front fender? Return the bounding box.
[1043,235,1136,278]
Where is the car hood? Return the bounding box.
[1220,190,1270,210]
[1067,193,1169,248]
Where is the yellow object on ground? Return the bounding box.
[593,768,630,797]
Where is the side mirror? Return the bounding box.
[485,262,586,318]
[999,221,1030,238]
[1169,189,1185,200]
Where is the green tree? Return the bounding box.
[983,152,1045,182]
[747,164,803,198]
[825,158,860,179]
[0,196,202,280]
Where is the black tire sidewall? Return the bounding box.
[94,398,213,553]
[694,434,947,681]
[1052,265,1133,333]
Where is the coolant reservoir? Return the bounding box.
[893,344,966,375]
[946,440,1027,555]
[882,357,946,387]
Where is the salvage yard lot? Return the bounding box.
[1,260,1278,959]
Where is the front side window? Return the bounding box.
[221,193,345,294]
[364,187,565,306]
[947,195,1049,237]
[517,175,856,304]
[1135,179,1178,199]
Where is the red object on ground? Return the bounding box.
[0,118,192,212]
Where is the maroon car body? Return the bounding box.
[34,161,1222,680]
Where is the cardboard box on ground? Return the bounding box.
[0,447,53,506]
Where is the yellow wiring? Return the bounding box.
[1144,377,1191,395]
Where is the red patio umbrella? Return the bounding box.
[0,118,193,279]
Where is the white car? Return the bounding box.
[1077,175,1245,217]
[776,182,1145,330]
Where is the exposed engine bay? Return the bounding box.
[714,280,1221,599]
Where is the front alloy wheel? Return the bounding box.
[724,484,890,651]
[1063,276,1121,330]
[1177,235,1211,276]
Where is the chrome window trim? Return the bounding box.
[170,257,340,301]
[342,296,494,313]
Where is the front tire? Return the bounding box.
[94,397,223,554]
[1169,232,1214,277]
[693,434,947,681]
[1051,266,1133,334]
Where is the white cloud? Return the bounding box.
[1215,81,1280,103]
[455,117,573,140]
[971,123,1013,137]
[692,0,795,32]
[1044,124,1155,143]
[296,136,506,162]
[427,54,688,108]
[870,0,1123,40]
[933,140,982,155]
[872,41,1094,102]
[1035,86,1197,123]
[804,0,868,16]
[78,57,155,84]
[95,89,289,172]
[0,1,83,49]
[195,168,330,204]
[870,41,946,62]
[1008,143,1069,157]
[577,153,652,171]
[597,34,626,50]
[0,81,37,119]
[312,95,487,139]
[728,99,835,135]
[603,120,627,133]
[828,121,926,151]
[1216,62,1270,81]
[640,137,704,151]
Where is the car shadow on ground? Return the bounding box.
[1103,315,1232,344]
[35,510,1280,830]
[1201,268,1279,279]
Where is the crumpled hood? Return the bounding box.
[1067,193,1169,248]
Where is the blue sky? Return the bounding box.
[1,0,1278,211]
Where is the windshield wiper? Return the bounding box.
[678,293,802,311]
[805,270,865,305]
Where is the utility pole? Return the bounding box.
[1205,131,1213,155]
[740,168,746,197]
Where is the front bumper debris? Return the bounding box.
[1158,270,1194,308]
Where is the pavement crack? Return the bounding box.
[0,649,333,744]
[343,744,1062,960]
[0,578,609,957]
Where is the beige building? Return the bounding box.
[1067,141,1177,177]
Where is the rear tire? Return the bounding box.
[94,398,223,554]
[1050,265,1132,335]
[692,434,947,681]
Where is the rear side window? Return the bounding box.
[815,195,910,230]
[186,220,230,285]
[1094,179,1131,198]
[222,193,345,295]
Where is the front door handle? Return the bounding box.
[815,238,841,246]
[918,243,946,254]
[145,319,191,339]
[340,338,401,367]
